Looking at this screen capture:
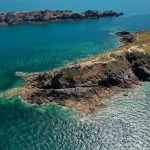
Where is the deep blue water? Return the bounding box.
[0,1,150,149]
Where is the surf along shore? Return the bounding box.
[1,30,150,113]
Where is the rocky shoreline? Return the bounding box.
[0,10,123,25]
[1,31,150,113]
[115,31,134,45]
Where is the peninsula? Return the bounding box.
[1,31,150,113]
[0,10,123,25]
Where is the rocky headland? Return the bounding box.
[0,10,123,25]
[1,31,150,113]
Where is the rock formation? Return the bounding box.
[1,31,150,113]
[115,31,134,45]
[0,10,123,25]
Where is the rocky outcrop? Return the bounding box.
[126,52,150,81]
[0,10,123,25]
[1,31,150,113]
[115,31,134,45]
[19,47,150,113]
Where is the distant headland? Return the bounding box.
[0,10,123,25]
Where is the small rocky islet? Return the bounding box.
[1,30,150,113]
[0,10,123,25]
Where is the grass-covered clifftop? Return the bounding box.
[1,31,150,113]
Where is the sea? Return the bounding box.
[0,0,150,149]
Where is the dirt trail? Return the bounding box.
[80,52,117,67]
[80,43,150,68]
[128,45,144,53]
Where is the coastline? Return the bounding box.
[0,10,123,26]
[1,30,150,113]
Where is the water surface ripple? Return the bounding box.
[0,82,150,149]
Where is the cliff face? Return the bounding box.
[0,10,123,25]
[1,31,150,113]
[126,52,150,81]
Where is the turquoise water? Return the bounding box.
[0,0,150,149]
